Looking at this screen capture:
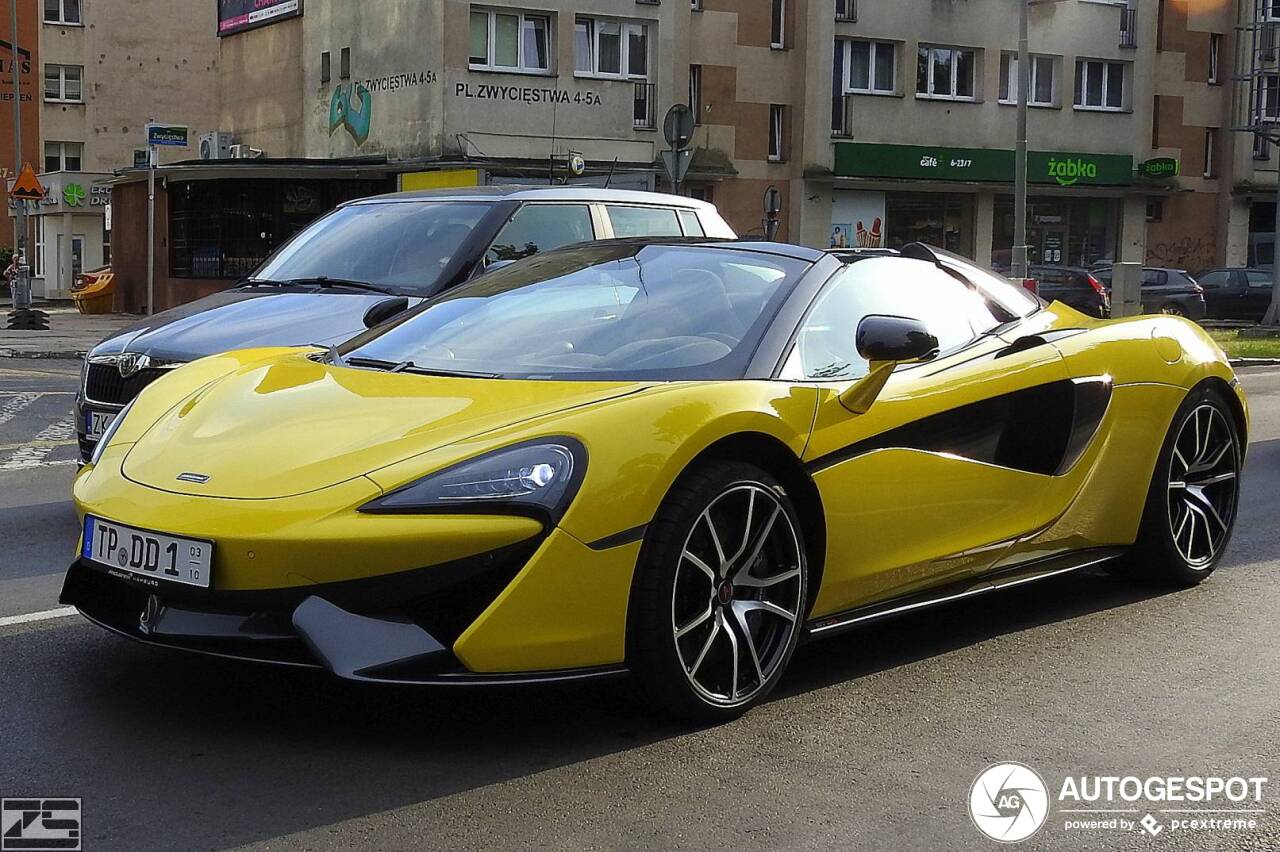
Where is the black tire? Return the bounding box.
[1125,385,1242,586]
[1160,302,1188,317]
[627,461,809,721]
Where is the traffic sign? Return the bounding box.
[663,105,695,150]
[660,148,693,186]
[9,164,45,201]
[146,123,190,148]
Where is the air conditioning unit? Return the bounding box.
[230,144,265,159]
[199,132,235,160]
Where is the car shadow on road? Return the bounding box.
[3,438,1274,851]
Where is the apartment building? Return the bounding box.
[19,0,220,298]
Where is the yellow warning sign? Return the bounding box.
[9,164,46,201]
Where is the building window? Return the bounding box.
[1266,0,1280,20]
[691,0,702,10]
[1204,128,1217,177]
[43,64,83,102]
[469,9,551,74]
[33,217,44,278]
[1146,198,1164,223]
[770,0,784,48]
[689,64,702,124]
[916,45,977,101]
[835,0,856,22]
[340,47,350,80]
[1262,74,1280,122]
[999,53,1055,106]
[768,104,785,161]
[1255,133,1272,160]
[1208,33,1222,85]
[842,39,895,94]
[44,141,82,172]
[575,17,649,79]
[1074,59,1126,111]
[43,0,80,25]
[321,51,331,84]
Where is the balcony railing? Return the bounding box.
[831,93,855,137]
[1120,7,1138,48]
[634,82,656,130]
[835,0,856,22]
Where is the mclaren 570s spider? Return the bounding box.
[62,239,1247,720]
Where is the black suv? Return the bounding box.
[77,187,734,460]
[1093,266,1206,320]
[1198,268,1275,321]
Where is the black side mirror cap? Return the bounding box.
[855,314,939,364]
[363,297,410,329]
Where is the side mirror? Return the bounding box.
[838,315,939,414]
[363,296,410,329]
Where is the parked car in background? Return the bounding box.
[1093,266,1206,320]
[988,263,1109,318]
[1198,268,1276,321]
[75,187,735,461]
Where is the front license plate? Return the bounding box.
[83,516,213,588]
[85,409,116,440]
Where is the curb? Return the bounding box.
[0,349,87,360]
[1231,357,1280,368]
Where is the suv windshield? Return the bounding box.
[252,201,492,295]
[342,243,810,380]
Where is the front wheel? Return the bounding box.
[1128,386,1242,586]
[627,462,808,721]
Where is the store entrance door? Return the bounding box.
[1038,227,1067,266]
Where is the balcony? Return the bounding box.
[1120,7,1138,49]
[831,93,855,138]
[634,82,656,130]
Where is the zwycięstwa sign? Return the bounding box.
[218,0,303,37]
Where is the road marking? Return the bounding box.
[0,393,39,427]
[0,606,78,627]
[0,390,75,395]
[0,439,78,452]
[0,417,76,470]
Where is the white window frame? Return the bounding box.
[575,16,650,80]
[1208,33,1222,85]
[842,39,895,95]
[44,140,83,172]
[916,44,977,102]
[768,104,785,161]
[1074,58,1127,111]
[1265,0,1280,21]
[32,217,44,278]
[43,0,81,25]
[835,0,856,22]
[999,53,1056,107]
[468,8,552,75]
[770,0,785,48]
[43,63,82,102]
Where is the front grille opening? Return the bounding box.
[85,364,168,406]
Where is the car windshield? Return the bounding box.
[252,201,492,295]
[342,243,810,380]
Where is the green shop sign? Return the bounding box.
[1137,157,1180,179]
[834,143,1134,187]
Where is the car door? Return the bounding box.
[785,257,1072,617]
[482,202,597,266]
[1245,270,1276,321]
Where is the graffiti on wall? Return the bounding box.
[1147,235,1213,273]
[330,82,373,146]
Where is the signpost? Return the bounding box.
[762,186,782,241]
[143,123,189,316]
[6,0,47,330]
[660,105,695,196]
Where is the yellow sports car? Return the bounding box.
[62,240,1247,720]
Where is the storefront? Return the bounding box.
[6,172,113,300]
[830,142,1136,268]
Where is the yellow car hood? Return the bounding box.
[122,355,643,499]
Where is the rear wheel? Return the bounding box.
[628,462,808,721]
[1160,302,1188,317]
[1127,386,1241,586]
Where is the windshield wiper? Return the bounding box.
[341,356,499,379]
[244,276,396,295]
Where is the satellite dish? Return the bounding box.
[664,104,695,150]
[567,152,586,177]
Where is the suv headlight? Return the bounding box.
[89,399,135,467]
[360,438,586,522]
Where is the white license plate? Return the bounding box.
[83,516,213,588]
[85,410,116,440]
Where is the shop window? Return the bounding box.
[44,64,83,103]
[999,53,1056,107]
[770,0,785,48]
[470,8,551,74]
[916,45,977,101]
[575,17,649,79]
[43,0,80,25]
[842,39,895,95]
[689,65,702,125]
[994,195,1119,268]
[1074,59,1127,111]
[44,141,82,172]
[768,105,786,161]
[885,193,974,257]
[1209,33,1222,85]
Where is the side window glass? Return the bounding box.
[606,205,683,237]
[1142,269,1165,286]
[1247,271,1273,288]
[1198,271,1230,289]
[785,258,997,381]
[678,209,705,237]
[485,204,594,264]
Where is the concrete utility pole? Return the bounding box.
[1011,0,1031,279]
[9,0,27,301]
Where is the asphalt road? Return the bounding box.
[1,361,1278,851]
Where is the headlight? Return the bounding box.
[360,438,586,522]
[89,399,135,467]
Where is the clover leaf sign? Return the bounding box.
[63,183,87,207]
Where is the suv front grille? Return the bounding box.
[85,363,169,406]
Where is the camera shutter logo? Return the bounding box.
[968,763,1050,843]
[1,798,81,851]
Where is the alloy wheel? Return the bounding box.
[671,484,804,706]
[1167,404,1238,567]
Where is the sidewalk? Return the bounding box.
[0,307,141,359]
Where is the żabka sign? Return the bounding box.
[218,0,302,37]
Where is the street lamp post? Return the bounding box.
[1012,0,1031,280]
[8,0,29,313]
